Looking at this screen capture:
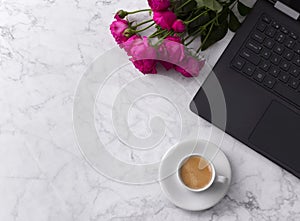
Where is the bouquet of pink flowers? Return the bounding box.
[110,0,251,77]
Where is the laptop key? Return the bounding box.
[288,78,300,89]
[293,56,300,66]
[253,71,265,82]
[283,50,294,61]
[270,54,281,65]
[274,82,300,107]
[278,72,290,83]
[240,49,261,65]
[285,38,296,49]
[290,32,298,40]
[269,66,281,77]
[252,32,265,43]
[271,21,280,29]
[264,38,274,49]
[242,63,255,76]
[261,48,272,59]
[262,14,271,23]
[290,65,300,77]
[265,27,276,38]
[232,57,245,70]
[259,60,270,71]
[279,60,290,71]
[280,26,289,34]
[263,76,276,88]
[295,45,300,54]
[257,22,267,32]
[246,40,262,53]
[274,44,285,55]
[275,33,285,43]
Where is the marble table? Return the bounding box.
[0,0,300,220]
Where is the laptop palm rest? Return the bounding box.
[249,101,300,173]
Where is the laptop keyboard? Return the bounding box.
[231,14,300,108]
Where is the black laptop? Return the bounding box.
[191,0,300,178]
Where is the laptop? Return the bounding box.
[191,0,300,178]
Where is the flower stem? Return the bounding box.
[135,22,155,33]
[176,0,193,11]
[185,29,205,46]
[185,10,210,25]
[132,19,153,28]
[161,31,173,40]
[184,27,201,41]
[127,9,151,15]
[184,10,218,43]
[149,29,166,38]
[197,22,214,53]
[154,30,173,46]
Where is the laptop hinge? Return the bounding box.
[274,1,300,20]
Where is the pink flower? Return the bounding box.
[160,61,174,70]
[114,10,128,20]
[175,57,205,77]
[158,36,183,70]
[153,11,177,30]
[174,66,192,77]
[124,36,158,74]
[126,36,157,60]
[122,35,141,53]
[110,19,129,44]
[159,36,185,64]
[172,20,186,33]
[114,13,121,21]
[165,35,181,43]
[131,59,158,74]
[148,0,170,11]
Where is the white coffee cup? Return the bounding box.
[177,154,227,192]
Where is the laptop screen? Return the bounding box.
[280,0,300,12]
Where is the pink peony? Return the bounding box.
[114,13,121,21]
[110,19,129,44]
[131,59,158,74]
[174,66,193,77]
[172,20,186,33]
[153,11,177,30]
[175,57,205,77]
[159,36,183,70]
[159,36,185,63]
[114,10,128,20]
[124,36,158,74]
[165,35,182,43]
[160,61,174,70]
[126,36,157,60]
[148,0,170,11]
[122,35,141,53]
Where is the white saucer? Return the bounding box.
[159,139,231,211]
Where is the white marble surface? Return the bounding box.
[1,0,300,220]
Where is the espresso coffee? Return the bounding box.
[180,156,213,189]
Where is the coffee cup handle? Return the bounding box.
[215,175,227,184]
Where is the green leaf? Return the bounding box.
[188,12,210,28]
[187,18,210,34]
[229,10,241,32]
[174,0,198,20]
[217,7,228,22]
[237,1,251,16]
[201,19,228,50]
[182,0,197,13]
[195,0,223,13]
[186,9,210,35]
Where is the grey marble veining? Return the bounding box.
[0,0,300,220]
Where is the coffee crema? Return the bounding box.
[180,156,213,189]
